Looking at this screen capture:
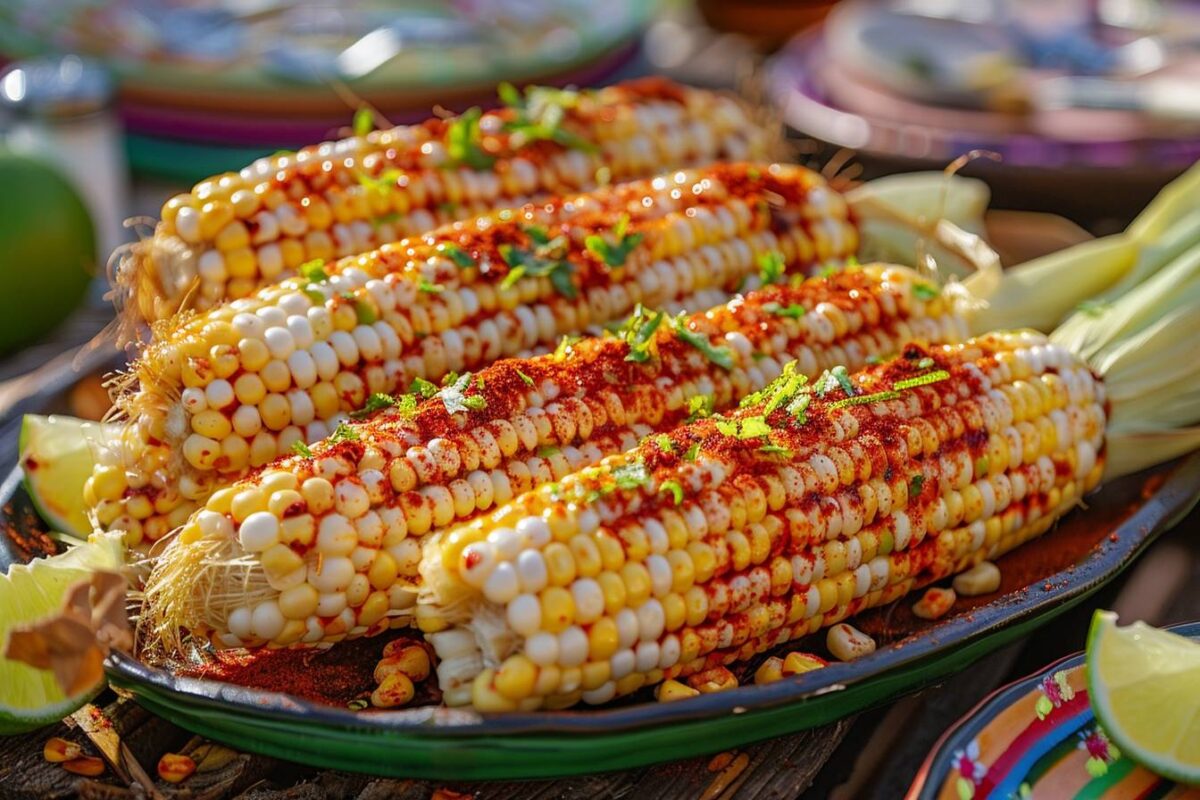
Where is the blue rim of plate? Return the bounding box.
[94,452,1200,780]
[905,621,1200,800]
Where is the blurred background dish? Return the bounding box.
[765,0,1200,228]
[0,0,657,179]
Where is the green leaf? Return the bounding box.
[758,251,786,285]
[437,372,487,414]
[917,357,934,369]
[659,479,684,505]
[909,473,925,498]
[671,313,734,370]
[537,445,560,458]
[353,107,375,138]
[611,461,651,491]
[832,365,855,397]
[437,243,476,268]
[619,304,666,363]
[351,393,397,419]
[516,369,535,387]
[759,444,793,457]
[585,215,644,267]
[738,416,772,439]
[715,418,739,437]
[303,285,327,306]
[786,392,811,423]
[892,369,950,391]
[553,335,582,360]
[762,302,806,318]
[653,434,673,453]
[684,443,700,461]
[330,423,360,443]
[291,441,314,458]
[686,394,714,422]
[418,279,445,294]
[410,377,438,398]
[446,107,495,170]
[498,240,576,298]
[497,81,524,109]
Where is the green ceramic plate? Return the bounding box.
[97,454,1200,780]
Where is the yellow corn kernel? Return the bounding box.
[656,679,700,702]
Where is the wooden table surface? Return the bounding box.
[2,10,1199,799]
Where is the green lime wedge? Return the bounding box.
[1087,611,1200,785]
[20,415,116,541]
[0,533,125,733]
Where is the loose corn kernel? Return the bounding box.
[913,587,956,620]
[371,673,415,708]
[754,656,785,685]
[655,679,700,702]
[827,623,876,662]
[375,642,431,682]
[688,666,738,694]
[157,753,197,783]
[43,737,82,763]
[953,561,1002,596]
[782,652,827,676]
[62,756,105,777]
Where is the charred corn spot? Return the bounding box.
[98,161,862,547]
[157,753,197,784]
[42,737,81,763]
[417,330,1106,710]
[912,586,956,620]
[140,273,962,655]
[62,756,105,777]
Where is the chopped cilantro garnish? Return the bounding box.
[892,370,950,390]
[418,279,445,293]
[757,251,786,285]
[553,334,582,360]
[291,441,313,458]
[913,282,940,301]
[818,263,840,278]
[671,313,734,370]
[686,394,714,422]
[446,107,495,170]
[612,461,651,491]
[438,243,476,268]
[918,357,935,369]
[828,390,901,410]
[832,365,855,396]
[759,444,793,457]
[356,168,401,197]
[866,354,883,365]
[497,82,597,153]
[739,416,772,439]
[715,418,739,437]
[660,479,684,505]
[786,392,811,423]
[303,285,326,306]
[653,434,673,454]
[684,443,700,462]
[498,237,576,299]
[537,445,560,458]
[353,106,375,138]
[437,372,487,414]
[410,376,438,398]
[909,474,925,497]
[620,304,665,363]
[351,393,397,418]
[762,302,806,318]
[814,365,855,398]
[353,298,377,324]
[516,369,535,387]
[585,214,644,267]
[331,424,357,443]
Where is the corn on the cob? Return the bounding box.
[119,78,771,323]
[94,163,858,547]
[415,330,1105,710]
[138,264,966,652]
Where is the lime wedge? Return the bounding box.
[1087,610,1200,785]
[19,414,115,540]
[0,533,125,733]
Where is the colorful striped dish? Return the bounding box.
[907,622,1200,800]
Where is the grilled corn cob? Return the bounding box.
[94,163,858,546]
[139,264,966,651]
[416,331,1106,709]
[119,78,771,323]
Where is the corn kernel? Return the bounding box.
[687,666,737,693]
[371,673,415,708]
[953,561,1002,596]
[43,737,82,763]
[913,587,956,620]
[157,753,196,784]
[62,756,105,777]
[827,623,875,662]
[656,679,700,702]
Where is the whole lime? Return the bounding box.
[0,150,95,353]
